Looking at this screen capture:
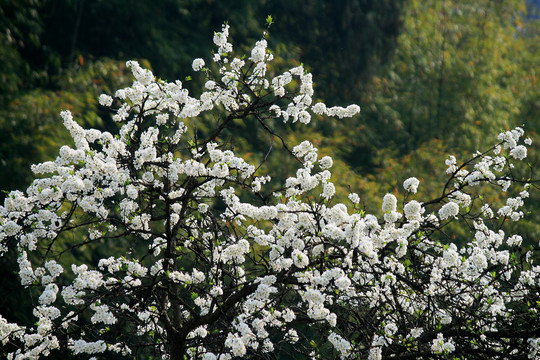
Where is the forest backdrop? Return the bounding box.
[0,0,539,353]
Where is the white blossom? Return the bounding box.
[439,202,459,220]
[403,177,420,193]
[98,94,113,107]
[192,58,205,71]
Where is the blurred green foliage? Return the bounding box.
[0,0,404,196]
[0,0,538,358]
[343,0,540,243]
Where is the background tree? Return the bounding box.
[0,0,405,200]
[339,0,540,240]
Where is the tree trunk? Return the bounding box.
[170,331,187,360]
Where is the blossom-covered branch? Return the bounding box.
[0,24,538,360]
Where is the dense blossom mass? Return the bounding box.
[0,24,539,360]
